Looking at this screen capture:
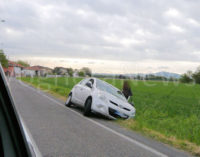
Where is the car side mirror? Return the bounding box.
[86,82,92,88]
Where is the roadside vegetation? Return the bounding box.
[19,77,200,156]
[180,68,200,84]
[0,49,8,68]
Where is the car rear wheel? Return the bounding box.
[83,98,92,116]
[65,93,72,107]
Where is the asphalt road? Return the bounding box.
[9,78,192,157]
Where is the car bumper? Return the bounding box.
[92,98,136,120]
[108,107,129,119]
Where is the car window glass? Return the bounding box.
[84,79,93,87]
[80,79,89,85]
[89,79,94,84]
[96,79,126,101]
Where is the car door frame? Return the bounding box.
[79,79,94,106]
[72,78,89,106]
[0,64,42,157]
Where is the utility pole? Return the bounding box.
[0,19,5,49]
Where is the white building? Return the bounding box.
[22,67,36,77]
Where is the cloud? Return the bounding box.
[158,66,169,70]
[103,35,145,47]
[167,23,185,33]
[187,18,200,27]
[164,8,181,18]
[87,61,95,64]
[1,0,200,73]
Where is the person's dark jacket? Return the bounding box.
[122,88,133,99]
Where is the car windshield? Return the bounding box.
[96,79,127,101]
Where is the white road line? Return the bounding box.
[17,80,168,157]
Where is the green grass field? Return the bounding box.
[20,77,200,155]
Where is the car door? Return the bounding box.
[79,79,94,106]
[73,78,89,105]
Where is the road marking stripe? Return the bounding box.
[17,80,168,157]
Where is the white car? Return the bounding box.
[65,78,136,119]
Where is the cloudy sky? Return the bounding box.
[1,0,200,74]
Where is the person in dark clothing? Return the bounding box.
[122,80,133,100]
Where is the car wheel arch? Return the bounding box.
[85,96,92,105]
[83,96,93,116]
[68,92,72,99]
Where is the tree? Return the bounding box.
[169,77,174,81]
[53,67,60,74]
[17,60,30,67]
[78,71,85,77]
[118,75,127,79]
[192,67,200,84]
[180,71,193,83]
[53,67,65,75]
[81,67,92,76]
[66,68,73,77]
[0,49,8,68]
[136,75,143,80]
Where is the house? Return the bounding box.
[22,66,53,77]
[3,67,14,77]
[31,66,53,76]
[3,61,24,77]
[25,65,53,76]
[22,67,36,77]
[2,61,53,77]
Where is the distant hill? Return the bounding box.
[152,71,180,78]
[126,72,181,79]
